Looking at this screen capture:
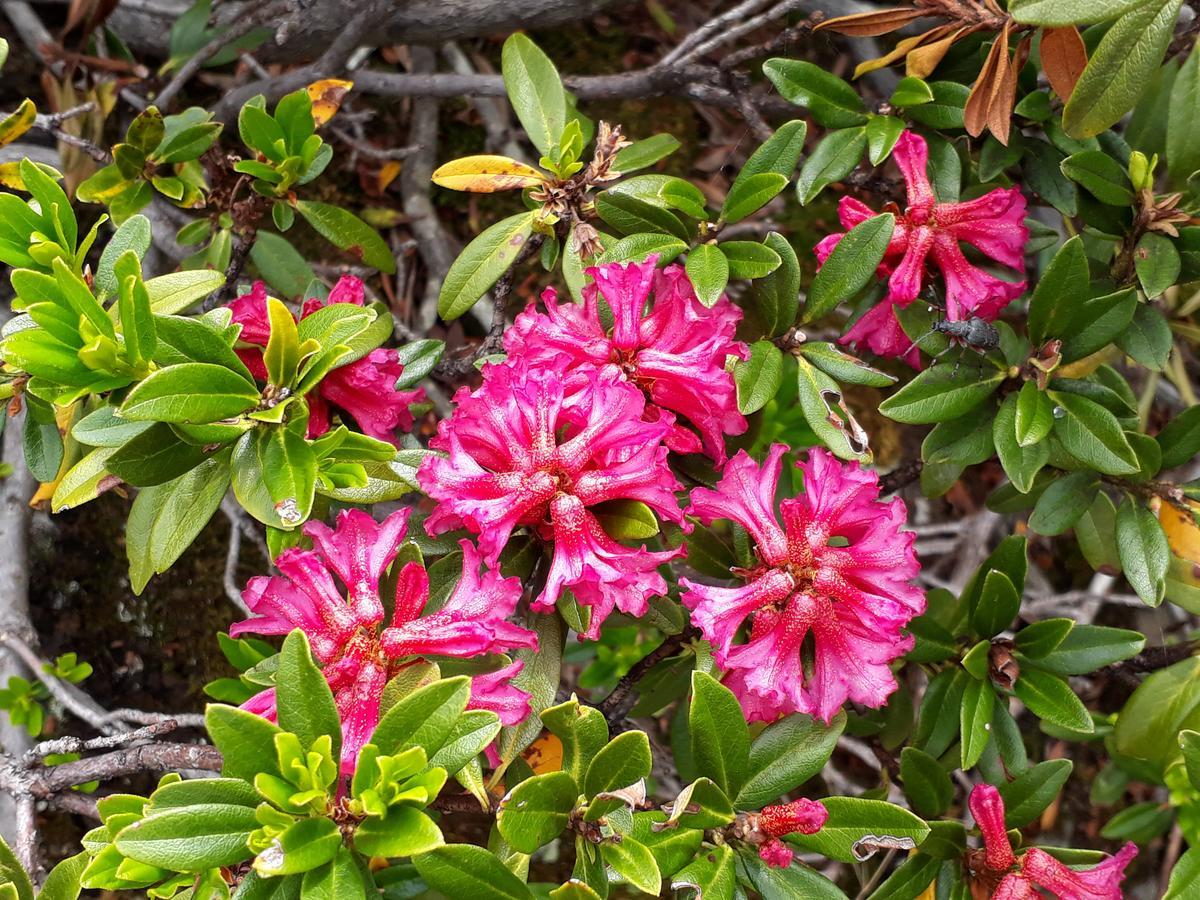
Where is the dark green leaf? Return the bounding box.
[805,213,894,323]
[996,759,1073,827]
[762,60,867,128]
[1115,496,1170,605]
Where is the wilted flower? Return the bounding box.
[680,445,923,723]
[754,798,828,868]
[231,509,536,772]
[418,360,685,639]
[968,784,1136,899]
[226,277,424,444]
[815,130,1027,366]
[505,257,747,464]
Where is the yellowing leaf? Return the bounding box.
[432,155,547,192]
[0,99,36,148]
[377,159,402,192]
[524,732,564,774]
[1161,500,1200,566]
[306,79,353,127]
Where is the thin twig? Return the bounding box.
[597,626,700,730]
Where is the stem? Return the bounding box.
[597,626,700,730]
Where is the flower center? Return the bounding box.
[906,205,932,226]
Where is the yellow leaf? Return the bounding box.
[306,79,353,127]
[524,732,563,774]
[431,154,547,192]
[1161,500,1200,566]
[377,159,402,192]
[0,99,36,148]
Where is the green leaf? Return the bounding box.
[204,704,283,782]
[299,847,365,899]
[127,453,230,593]
[733,340,783,415]
[294,200,395,274]
[251,231,317,300]
[880,362,1003,425]
[592,499,660,541]
[797,342,896,388]
[541,698,609,787]
[253,817,340,876]
[612,134,680,172]
[1015,619,1074,659]
[720,240,781,280]
[1028,471,1100,536]
[900,747,953,819]
[796,127,866,204]
[960,677,995,770]
[689,671,750,799]
[905,82,968,130]
[1115,496,1170,605]
[600,836,660,895]
[672,844,736,900]
[1133,232,1181,299]
[1157,405,1200,470]
[736,120,808,182]
[439,212,535,320]
[1014,382,1054,448]
[750,233,801,337]
[498,771,577,853]
[0,839,31,900]
[353,806,443,859]
[1168,40,1200,181]
[415,845,533,900]
[721,172,788,224]
[1027,236,1087,344]
[96,215,151,298]
[787,797,930,864]
[1013,668,1093,732]
[865,114,906,165]
[144,270,225,315]
[372,676,471,758]
[114,804,258,871]
[685,243,730,307]
[736,849,846,900]
[762,59,867,128]
[1117,656,1200,771]
[1059,151,1133,205]
[1182,730,1200,791]
[1037,625,1145,675]
[597,233,687,267]
[121,363,259,423]
[997,759,1073,827]
[737,711,845,808]
[1049,390,1139,475]
[50,447,117,513]
[805,213,894,322]
[1165,847,1200,899]
[37,850,87,900]
[594,192,689,241]
[794,357,872,463]
[276,631,342,760]
[891,76,935,107]
[498,613,564,764]
[106,422,206,487]
[1101,801,1174,843]
[1009,0,1147,25]
[971,571,1021,638]
[585,730,652,799]
[1062,0,1184,139]
[261,426,317,525]
[502,33,567,157]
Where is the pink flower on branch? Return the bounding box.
[505,257,748,465]
[680,445,923,724]
[231,509,536,772]
[815,130,1027,366]
[226,277,424,444]
[754,798,828,869]
[418,361,686,639]
[968,784,1136,900]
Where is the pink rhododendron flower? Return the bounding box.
[226,277,424,444]
[679,444,923,723]
[504,257,747,464]
[754,798,828,868]
[968,784,1136,899]
[815,130,1027,367]
[231,509,536,773]
[418,360,685,639]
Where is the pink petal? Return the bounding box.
[303,508,411,623]
[969,784,1017,872]
[1023,844,1137,900]
[468,660,531,726]
[892,131,936,209]
[686,444,790,564]
[317,348,423,444]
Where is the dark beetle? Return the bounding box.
[931,316,1000,353]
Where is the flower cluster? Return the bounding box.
[231,509,537,773]
[968,784,1136,899]
[505,257,748,463]
[816,130,1028,367]
[680,445,924,723]
[419,258,747,637]
[227,276,424,444]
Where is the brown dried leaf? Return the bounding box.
[964,23,1010,141]
[906,25,968,79]
[816,7,924,37]
[1040,26,1087,102]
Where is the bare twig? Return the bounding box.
[597,626,700,730]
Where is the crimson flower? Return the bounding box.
[226,277,424,444]
[230,509,537,773]
[815,130,1027,367]
[679,445,923,723]
[968,784,1136,899]
[504,257,747,465]
[418,360,685,639]
[754,798,828,869]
